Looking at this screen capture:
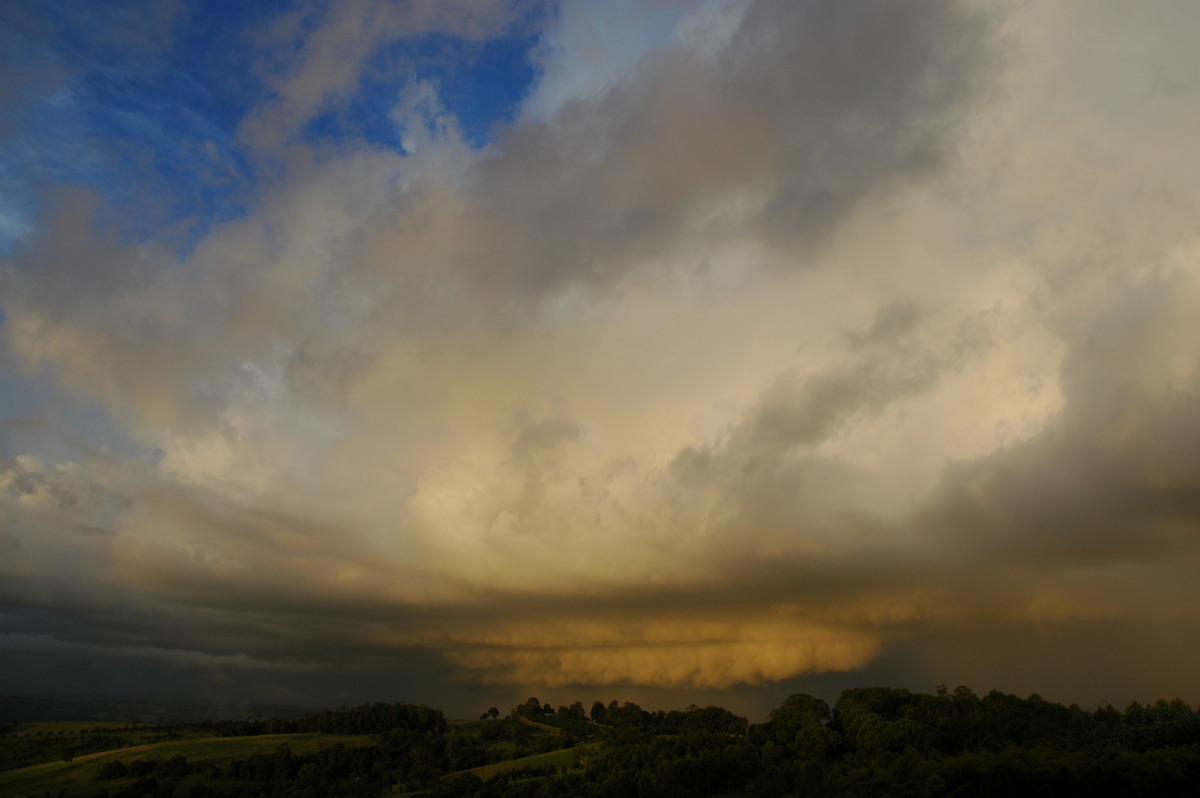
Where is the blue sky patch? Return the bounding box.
[1,0,539,252]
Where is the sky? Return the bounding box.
[2,0,1200,722]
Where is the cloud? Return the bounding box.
[519,0,692,120]
[4,0,1200,711]
[921,260,1200,571]
[444,621,881,689]
[450,0,997,299]
[238,0,545,153]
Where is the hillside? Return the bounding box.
[2,687,1198,796]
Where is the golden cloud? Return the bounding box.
[440,618,882,689]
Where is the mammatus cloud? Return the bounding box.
[3,0,1200,711]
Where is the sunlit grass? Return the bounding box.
[0,732,374,797]
[463,746,581,782]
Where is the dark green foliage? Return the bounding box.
[186,700,446,739]
[508,698,546,720]
[432,771,485,797]
[559,701,586,720]
[6,689,1200,797]
[681,705,748,737]
[96,759,129,780]
[1114,698,1200,751]
[0,728,136,771]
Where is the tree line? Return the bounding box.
[7,685,1199,796]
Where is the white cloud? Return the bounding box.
[520,0,690,120]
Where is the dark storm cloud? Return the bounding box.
[921,269,1200,569]
[446,0,997,300]
[4,0,1200,713]
[846,300,923,350]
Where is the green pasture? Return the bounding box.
[516,716,561,734]
[4,720,150,736]
[0,732,373,797]
[464,745,581,782]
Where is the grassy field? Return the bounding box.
[523,714,601,736]
[463,746,582,781]
[1,719,161,750]
[5,720,150,735]
[0,732,374,797]
[516,716,562,734]
[3,711,592,795]
[0,721,181,774]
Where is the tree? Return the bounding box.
[770,694,831,734]
[591,701,606,722]
[511,697,543,719]
[1113,698,1200,751]
[683,706,748,736]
